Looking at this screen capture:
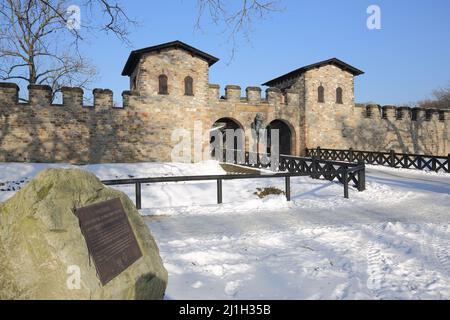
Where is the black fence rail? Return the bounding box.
[102,151,367,210]
[220,149,366,199]
[102,172,309,210]
[306,147,450,173]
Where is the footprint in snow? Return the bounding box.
[225,280,242,297]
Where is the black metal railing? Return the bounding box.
[306,147,450,173]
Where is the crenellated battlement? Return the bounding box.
[208,83,299,107]
[356,103,449,122]
[0,82,20,105]
[0,81,147,163]
[60,86,84,107]
[0,81,303,110]
[121,90,140,109]
[93,88,113,110]
[0,82,141,110]
[28,85,52,107]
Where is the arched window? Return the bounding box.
[336,87,343,104]
[318,85,325,103]
[184,76,194,96]
[158,74,168,95]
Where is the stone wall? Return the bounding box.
[303,64,355,150]
[203,85,302,157]
[0,82,302,163]
[0,47,448,164]
[347,104,450,155]
[282,64,450,156]
[0,83,160,163]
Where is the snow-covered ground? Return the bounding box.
[0,161,449,299]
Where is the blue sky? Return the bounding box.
[78,0,450,105]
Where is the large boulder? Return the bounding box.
[0,169,167,299]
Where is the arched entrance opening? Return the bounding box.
[266,120,293,155]
[210,118,244,158]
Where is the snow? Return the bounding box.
[0,160,224,203]
[0,161,449,300]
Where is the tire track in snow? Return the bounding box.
[427,224,450,277]
[365,223,450,299]
[366,242,382,295]
[400,223,450,279]
[434,244,450,275]
[364,224,399,300]
[365,242,393,299]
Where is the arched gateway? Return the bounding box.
[118,41,366,162]
[266,120,293,155]
[210,118,245,157]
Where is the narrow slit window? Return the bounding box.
[184,76,194,96]
[158,74,168,95]
[318,85,325,103]
[336,87,343,104]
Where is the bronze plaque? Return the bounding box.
[75,198,142,285]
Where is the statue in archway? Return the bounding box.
[251,113,265,139]
[251,113,265,159]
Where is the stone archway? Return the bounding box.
[266,119,293,155]
[210,117,245,157]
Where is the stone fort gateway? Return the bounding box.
[0,40,448,164]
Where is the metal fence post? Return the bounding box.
[447,154,450,173]
[343,168,349,199]
[285,176,291,201]
[403,154,408,168]
[390,150,396,167]
[349,148,354,163]
[135,182,142,210]
[357,162,366,192]
[217,179,223,204]
[311,156,318,179]
[316,146,321,158]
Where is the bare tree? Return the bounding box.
[0,0,136,101]
[0,0,280,101]
[196,0,281,60]
[418,82,450,110]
